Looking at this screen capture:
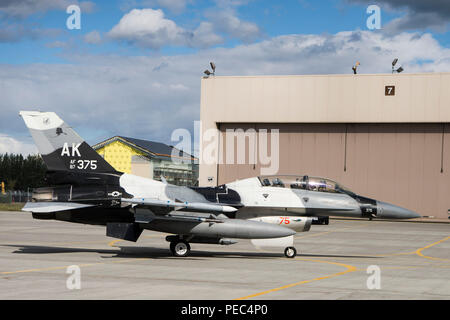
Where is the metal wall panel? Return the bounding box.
[217,123,450,219]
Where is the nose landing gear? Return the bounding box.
[284,246,297,258]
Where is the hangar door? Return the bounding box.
[217,123,450,219]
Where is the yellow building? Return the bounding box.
[93,136,198,186]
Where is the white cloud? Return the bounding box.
[0,23,60,43]
[79,1,96,13]
[109,7,264,49]
[213,0,253,9]
[108,8,222,49]
[0,135,37,156]
[109,8,185,49]
[385,12,450,33]
[0,0,93,43]
[151,0,189,14]
[84,30,102,44]
[2,30,450,151]
[114,1,260,46]
[169,83,189,91]
[0,0,95,18]
[206,9,262,43]
[45,40,68,48]
[190,22,224,48]
[120,0,190,14]
[347,0,450,33]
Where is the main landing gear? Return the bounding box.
[284,246,297,258]
[170,240,191,257]
[168,236,298,258]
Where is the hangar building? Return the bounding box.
[199,72,450,219]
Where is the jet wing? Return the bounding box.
[122,198,237,214]
[22,202,96,213]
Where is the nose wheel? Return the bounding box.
[170,240,191,257]
[284,246,297,258]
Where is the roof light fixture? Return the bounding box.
[352,61,360,74]
[392,58,404,73]
[203,62,216,78]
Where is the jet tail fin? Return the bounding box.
[19,111,118,174]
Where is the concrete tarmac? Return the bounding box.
[0,211,449,300]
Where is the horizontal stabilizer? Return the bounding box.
[122,198,237,213]
[22,202,95,213]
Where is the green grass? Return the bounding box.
[0,203,25,211]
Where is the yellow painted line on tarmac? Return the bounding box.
[0,257,151,276]
[1,238,158,275]
[0,239,117,248]
[343,236,450,260]
[108,239,123,247]
[0,262,102,275]
[1,235,166,275]
[235,233,449,300]
[372,251,416,257]
[234,258,357,300]
[346,236,450,263]
[415,236,450,262]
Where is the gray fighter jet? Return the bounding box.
[19,111,421,258]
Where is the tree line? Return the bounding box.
[0,153,47,191]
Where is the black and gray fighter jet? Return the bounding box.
[19,111,421,258]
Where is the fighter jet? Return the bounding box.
[19,111,421,258]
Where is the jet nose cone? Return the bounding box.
[377,201,421,219]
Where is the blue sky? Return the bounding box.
[1,0,450,154]
[2,0,448,64]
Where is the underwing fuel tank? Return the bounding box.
[144,218,296,239]
[249,216,313,232]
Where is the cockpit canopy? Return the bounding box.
[258,175,354,195]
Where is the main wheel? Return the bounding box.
[284,246,297,258]
[170,241,191,257]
